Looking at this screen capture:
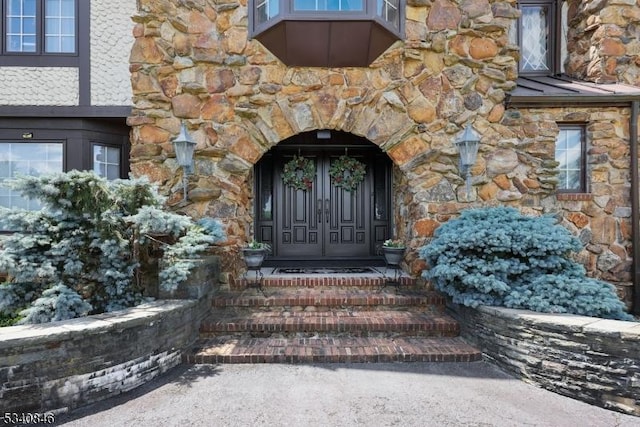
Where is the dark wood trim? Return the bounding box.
[517,0,559,77]
[78,0,90,106]
[0,117,131,178]
[630,100,640,315]
[0,105,131,118]
[555,123,587,193]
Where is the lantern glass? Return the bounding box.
[455,124,480,168]
[172,124,196,168]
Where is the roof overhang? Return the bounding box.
[507,75,640,108]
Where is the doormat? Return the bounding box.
[272,267,376,275]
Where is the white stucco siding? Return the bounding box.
[0,67,79,105]
[91,0,136,106]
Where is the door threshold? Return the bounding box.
[263,258,385,268]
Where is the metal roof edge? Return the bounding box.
[506,94,640,109]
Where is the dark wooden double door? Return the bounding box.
[255,142,391,263]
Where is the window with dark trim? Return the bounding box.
[517,0,562,75]
[92,143,121,180]
[0,140,64,209]
[555,124,586,193]
[1,0,77,56]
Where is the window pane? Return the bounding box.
[106,165,120,180]
[45,0,76,53]
[7,17,20,33]
[6,0,37,52]
[106,147,120,163]
[93,145,120,180]
[377,0,399,28]
[0,142,63,210]
[521,6,550,72]
[60,17,73,33]
[46,19,60,33]
[23,0,36,15]
[8,0,22,14]
[255,0,278,25]
[61,0,74,15]
[555,128,583,191]
[293,0,363,11]
[23,16,35,32]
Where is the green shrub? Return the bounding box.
[0,171,225,324]
[419,207,632,320]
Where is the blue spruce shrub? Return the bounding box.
[420,207,632,320]
[18,284,92,324]
[0,171,225,324]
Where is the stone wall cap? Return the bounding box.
[476,305,638,336]
[0,300,195,348]
[583,319,640,339]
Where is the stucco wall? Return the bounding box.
[91,0,136,106]
[0,1,135,107]
[450,304,640,416]
[0,67,78,105]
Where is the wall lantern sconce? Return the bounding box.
[454,123,480,198]
[172,123,196,202]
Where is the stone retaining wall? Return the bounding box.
[450,304,640,416]
[0,257,219,414]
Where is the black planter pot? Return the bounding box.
[242,248,267,268]
[382,247,405,265]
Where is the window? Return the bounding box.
[516,0,562,75]
[555,125,586,192]
[249,0,404,67]
[3,0,76,55]
[293,0,364,11]
[92,144,121,180]
[255,0,278,26]
[0,141,63,209]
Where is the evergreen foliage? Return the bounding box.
[0,171,225,325]
[420,207,632,320]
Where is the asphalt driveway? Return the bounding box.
[56,362,638,427]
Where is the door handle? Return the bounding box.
[325,199,330,223]
[317,199,322,223]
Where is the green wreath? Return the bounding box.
[329,155,366,192]
[282,155,315,191]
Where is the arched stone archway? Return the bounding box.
[252,130,399,266]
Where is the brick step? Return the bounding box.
[231,274,418,290]
[184,336,482,364]
[200,311,459,337]
[212,289,445,311]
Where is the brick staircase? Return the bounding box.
[183,269,481,364]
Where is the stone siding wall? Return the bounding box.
[566,0,640,85]
[0,67,78,105]
[504,106,634,303]
[128,0,637,303]
[129,0,522,281]
[91,0,137,106]
[450,304,640,416]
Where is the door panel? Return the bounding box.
[276,152,322,257]
[257,140,391,262]
[324,151,370,257]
